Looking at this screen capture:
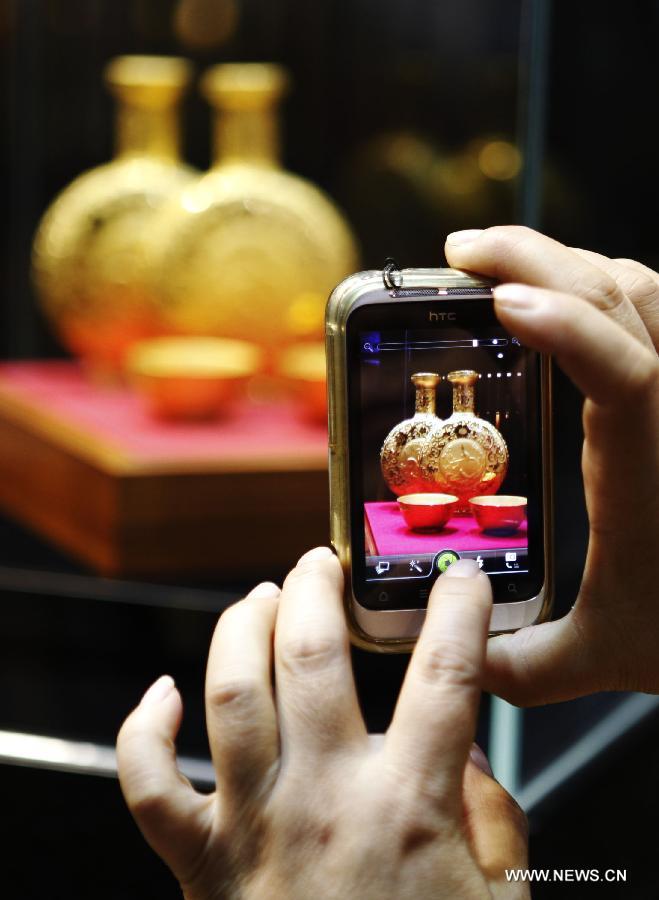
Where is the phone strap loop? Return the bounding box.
[382,257,402,290]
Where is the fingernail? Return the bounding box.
[446,229,484,246]
[248,581,280,599]
[140,674,175,707]
[493,283,537,309]
[469,743,494,777]
[443,558,480,578]
[297,546,334,565]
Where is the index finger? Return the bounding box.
[444,225,653,351]
[571,248,659,350]
[386,559,492,814]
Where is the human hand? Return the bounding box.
[117,551,528,900]
[446,226,659,705]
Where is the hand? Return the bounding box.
[117,552,528,900]
[445,226,659,705]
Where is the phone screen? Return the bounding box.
[346,294,545,611]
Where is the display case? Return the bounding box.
[2,2,659,897]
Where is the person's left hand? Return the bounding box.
[117,550,528,900]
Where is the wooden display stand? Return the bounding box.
[0,362,329,578]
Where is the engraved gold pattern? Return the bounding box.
[380,372,442,495]
[380,369,508,505]
[426,370,508,507]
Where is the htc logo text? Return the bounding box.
[429,311,456,322]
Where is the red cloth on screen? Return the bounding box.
[365,501,527,555]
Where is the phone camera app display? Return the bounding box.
[358,327,536,601]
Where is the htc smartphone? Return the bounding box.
[326,266,553,652]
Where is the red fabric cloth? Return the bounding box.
[365,501,527,555]
[0,361,328,465]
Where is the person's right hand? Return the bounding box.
[445,226,659,706]
[117,551,529,900]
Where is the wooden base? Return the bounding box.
[0,363,329,578]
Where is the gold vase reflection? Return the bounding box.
[32,56,196,378]
[380,372,443,495]
[380,369,508,507]
[427,370,508,508]
[148,63,359,360]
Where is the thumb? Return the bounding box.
[117,676,212,882]
[463,748,529,896]
[483,610,602,706]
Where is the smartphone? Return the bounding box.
[326,265,553,652]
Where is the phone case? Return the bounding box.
[326,267,554,652]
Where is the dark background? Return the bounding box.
[2,0,659,897]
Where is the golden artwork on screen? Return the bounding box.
[381,372,443,496]
[381,370,513,528]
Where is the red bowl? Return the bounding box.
[126,336,261,421]
[469,495,527,534]
[397,493,459,532]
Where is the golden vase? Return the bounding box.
[148,63,359,360]
[32,56,196,378]
[426,370,508,508]
[380,372,443,496]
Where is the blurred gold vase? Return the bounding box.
[380,373,443,496]
[426,370,508,508]
[32,56,196,378]
[148,63,359,360]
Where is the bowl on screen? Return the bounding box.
[469,495,527,535]
[397,493,459,532]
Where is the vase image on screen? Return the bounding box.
[361,328,530,592]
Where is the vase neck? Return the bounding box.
[411,372,440,416]
[105,56,190,162]
[211,107,281,167]
[114,106,182,161]
[448,370,478,415]
[202,64,287,168]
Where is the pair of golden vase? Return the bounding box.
[32,57,358,379]
[380,370,509,508]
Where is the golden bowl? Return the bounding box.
[277,342,327,424]
[397,493,459,532]
[126,336,262,420]
[469,495,527,534]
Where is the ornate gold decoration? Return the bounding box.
[32,56,196,379]
[380,372,443,495]
[148,63,359,359]
[426,370,508,508]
